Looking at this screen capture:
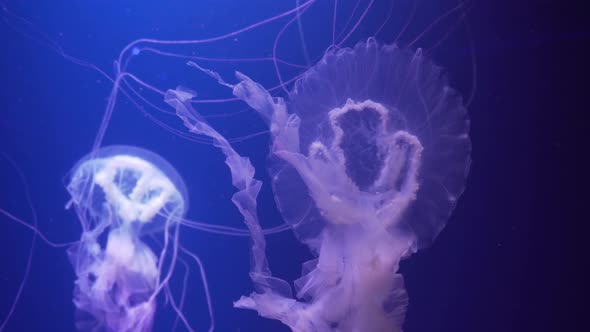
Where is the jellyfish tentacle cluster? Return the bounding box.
[228,38,471,331]
[66,146,188,332]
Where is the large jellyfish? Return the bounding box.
[219,38,471,331]
[65,145,189,332]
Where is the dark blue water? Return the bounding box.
[0,0,577,331]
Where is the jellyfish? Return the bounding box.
[213,38,471,331]
[65,145,189,332]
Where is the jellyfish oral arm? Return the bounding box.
[234,222,413,332]
[165,88,273,283]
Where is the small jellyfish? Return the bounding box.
[65,146,188,332]
[228,38,471,331]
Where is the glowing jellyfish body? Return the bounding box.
[230,39,471,331]
[66,146,188,332]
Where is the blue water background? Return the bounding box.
[0,0,577,331]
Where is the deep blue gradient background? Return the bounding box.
[0,1,578,331]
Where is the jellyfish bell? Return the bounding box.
[231,38,471,331]
[67,145,188,236]
[260,38,471,248]
[65,145,188,332]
